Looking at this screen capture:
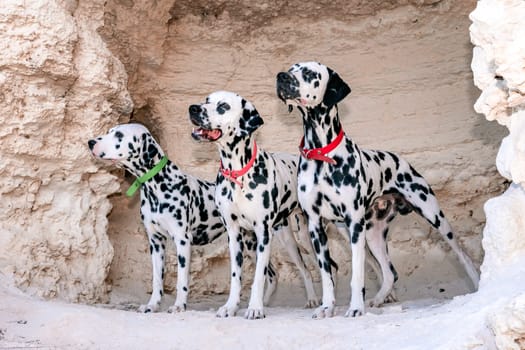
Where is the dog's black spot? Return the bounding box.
[217,102,231,115]
[323,250,332,273]
[301,66,320,83]
[410,183,429,194]
[114,131,124,141]
[390,262,398,282]
[383,227,389,240]
[434,215,441,228]
[262,190,270,209]
[236,251,243,267]
[313,238,321,254]
[177,255,186,268]
[389,152,400,169]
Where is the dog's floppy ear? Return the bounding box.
[239,98,264,135]
[323,67,351,107]
[141,131,159,166]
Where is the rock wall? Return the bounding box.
[0,1,132,302]
[470,0,525,348]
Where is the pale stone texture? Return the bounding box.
[470,0,525,347]
[470,0,525,283]
[0,0,132,302]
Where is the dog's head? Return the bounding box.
[87,123,162,169]
[276,62,351,110]
[189,91,264,144]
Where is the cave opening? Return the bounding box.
[98,0,505,310]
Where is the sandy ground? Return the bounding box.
[2,259,524,350]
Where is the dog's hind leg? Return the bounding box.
[263,261,278,306]
[364,212,398,307]
[392,166,479,289]
[275,216,319,308]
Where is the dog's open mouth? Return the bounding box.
[191,127,222,142]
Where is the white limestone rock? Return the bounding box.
[0,0,132,303]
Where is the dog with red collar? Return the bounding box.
[276,62,480,318]
[88,123,286,313]
[189,91,319,319]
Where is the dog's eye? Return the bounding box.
[217,102,231,115]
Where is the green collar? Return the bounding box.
[126,156,169,197]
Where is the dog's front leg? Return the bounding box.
[139,227,166,313]
[345,212,367,317]
[169,233,191,313]
[245,224,273,319]
[217,225,244,318]
[308,216,337,319]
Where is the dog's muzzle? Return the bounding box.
[189,104,222,142]
[276,72,300,103]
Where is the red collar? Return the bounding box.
[299,129,344,165]
[220,141,257,188]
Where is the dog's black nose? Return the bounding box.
[276,72,291,84]
[189,105,201,116]
[88,139,96,150]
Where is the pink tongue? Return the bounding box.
[207,129,221,139]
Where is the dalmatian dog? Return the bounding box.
[189,91,320,319]
[87,123,282,313]
[276,62,480,318]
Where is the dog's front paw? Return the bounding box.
[304,298,320,309]
[245,308,265,320]
[168,303,186,314]
[344,307,364,317]
[216,304,238,318]
[138,303,160,313]
[312,305,335,319]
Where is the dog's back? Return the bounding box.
[140,169,225,246]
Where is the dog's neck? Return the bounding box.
[216,134,256,172]
[121,139,175,179]
[300,104,344,149]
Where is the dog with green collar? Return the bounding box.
[88,123,281,313]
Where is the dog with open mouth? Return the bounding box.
[88,123,287,313]
[189,91,321,319]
